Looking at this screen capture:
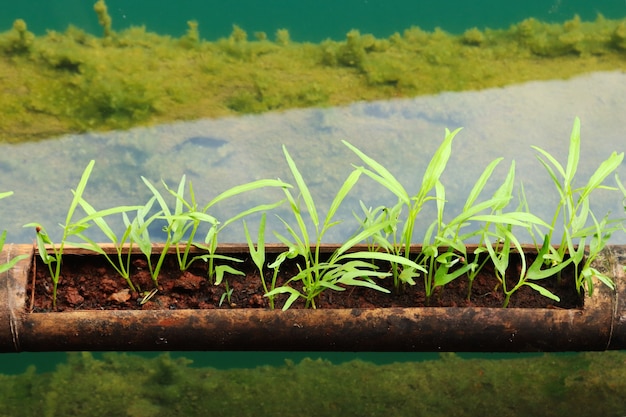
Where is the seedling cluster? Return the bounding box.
[4,118,625,310]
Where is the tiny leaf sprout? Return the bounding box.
[244,212,280,309]
[0,191,29,275]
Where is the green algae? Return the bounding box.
[0,351,625,416]
[0,8,626,143]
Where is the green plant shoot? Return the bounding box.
[24,160,96,308]
[532,117,624,295]
[0,191,29,274]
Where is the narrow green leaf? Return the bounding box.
[472,212,550,228]
[244,213,266,273]
[435,263,473,287]
[564,117,581,187]
[142,176,172,218]
[343,140,410,205]
[491,161,516,211]
[213,265,245,286]
[282,145,319,231]
[204,179,290,211]
[463,157,503,211]
[323,169,361,231]
[525,282,560,302]
[66,160,95,226]
[417,127,462,201]
[531,146,566,180]
[435,180,445,227]
[220,199,285,231]
[580,152,624,201]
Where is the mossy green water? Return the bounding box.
[0,9,626,143]
[0,351,625,416]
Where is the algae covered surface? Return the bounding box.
[1,4,626,143]
[0,351,625,416]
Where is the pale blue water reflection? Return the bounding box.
[1,71,625,244]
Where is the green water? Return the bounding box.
[1,0,625,41]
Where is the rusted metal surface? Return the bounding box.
[604,245,626,349]
[1,244,624,352]
[0,244,32,352]
[14,305,611,352]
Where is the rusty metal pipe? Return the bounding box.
[1,244,624,352]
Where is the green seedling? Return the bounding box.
[24,160,98,308]
[467,161,560,306]
[483,223,571,307]
[123,195,165,287]
[571,208,623,296]
[266,145,421,310]
[432,158,513,300]
[139,288,158,305]
[532,117,624,295]
[352,202,399,253]
[343,129,460,288]
[142,175,219,272]
[349,139,550,303]
[0,191,29,274]
[352,201,419,288]
[70,197,144,292]
[244,212,279,309]
[141,174,289,285]
[219,280,235,307]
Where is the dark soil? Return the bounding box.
[28,251,584,312]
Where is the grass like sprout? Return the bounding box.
[343,129,460,288]
[244,212,279,309]
[140,175,288,286]
[24,161,96,308]
[531,117,624,296]
[0,191,29,274]
[347,139,551,304]
[266,145,422,310]
[70,197,143,292]
[24,161,143,305]
[448,160,563,307]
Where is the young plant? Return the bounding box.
[24,160,96,308]
[0,191,29,274]
[123,195,164,287]
[142,175,219,272]
[432,158,513,300]
[461,159,567,307]
[243,212,279,309]
[219,280,234,307]
[266,145,422,310]
[142,174,289,285]
[483,222,574,307]
[574,209,623,296]
[343,129,461,288]
[532,117,624,295]
[350,141,550,304]
[70,197,144,292]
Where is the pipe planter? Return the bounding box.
[1,243,625,352]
